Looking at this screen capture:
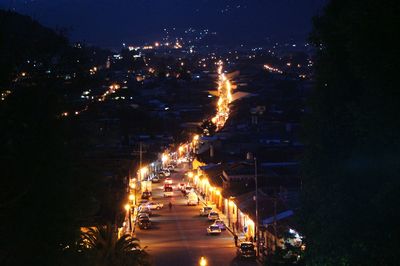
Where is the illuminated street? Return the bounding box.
[134,164,260,266]
[4,1,394,265]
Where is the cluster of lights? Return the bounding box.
[263,64,283,74]
[89,67,97,75]
[98,84,120,102]
[1,90,11,101]
[211,61,233,130]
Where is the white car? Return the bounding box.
[213,219,226,230]
[165,178,173,184]
[200,206,213,216]
[208,211,219,221]
[146,201,164,210]
[138,206,152,216]
[160,169,170,177]
[207,225,222,235]
[151,176,160,183]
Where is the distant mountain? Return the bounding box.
[0,9,68,85]
[2,0,328,48]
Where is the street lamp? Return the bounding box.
[161,153,169,168]
[140,167,148,181]
[254,157,260,258]
[199,256,207,266]
[124,204,132,233]
[130,182,137,206]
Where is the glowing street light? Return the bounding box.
[178,145,185,154]
[161,153,169,163]
[124,204,132,233]
[140,167,148,176]
[199,256,207,266]
[139,167,148,181]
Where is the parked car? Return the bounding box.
[138,217,151,230]
[138,199,148,205]
[137,212,149,220]
[185,186,193,194]
[237,242,256,259]
[163,186,173,197]
[164,178,173,184]
[146,201,163,210]
[200,206,213,216]
[141,191,151,199]
[187,192,198,206]
[138,206,152,216]
[213,219,226,230]
[208,211,219,221]
[207,224,222,235]
[162,169,171,177]
[178,183,186,191]
[151,176,160,183]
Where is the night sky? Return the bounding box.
[1,0,327,48]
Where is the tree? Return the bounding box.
[78,225,150,266]
[301,0,400,265]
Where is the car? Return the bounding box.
[163,186,173,197]
[158,172,165,178]
[137,212,149,220]
[151,176,160,183]
[185,186,193,194]
[160,169,170,177]
[138,199,149,205]
[138,217,151,230]
[166,165,175,171]
[138,207,152,216]
[146,201,163,210]
[141,191,151,199]
[213,219,226,230]
[164,178,173,184]
[178,183,186,191]
[208,211,219,221]
[207,225,222,235]
[200,206,213,216]
[237,242,256,259]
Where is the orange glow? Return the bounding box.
[210,61,233,131]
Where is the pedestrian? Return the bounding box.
[249,235,254,243]
[232,222,235,233]
[234,234,238,247]
[197,196,200,205]
[169,202,172,211]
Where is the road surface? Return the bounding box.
[135,164,259,266]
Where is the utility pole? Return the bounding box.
[139,142,142,170]
[255,157,260,258]
[273,197,277,251]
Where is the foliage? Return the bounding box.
[78,225,150,266]
[301,0,400,265]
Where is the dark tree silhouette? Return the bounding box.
[301,1,400,265]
